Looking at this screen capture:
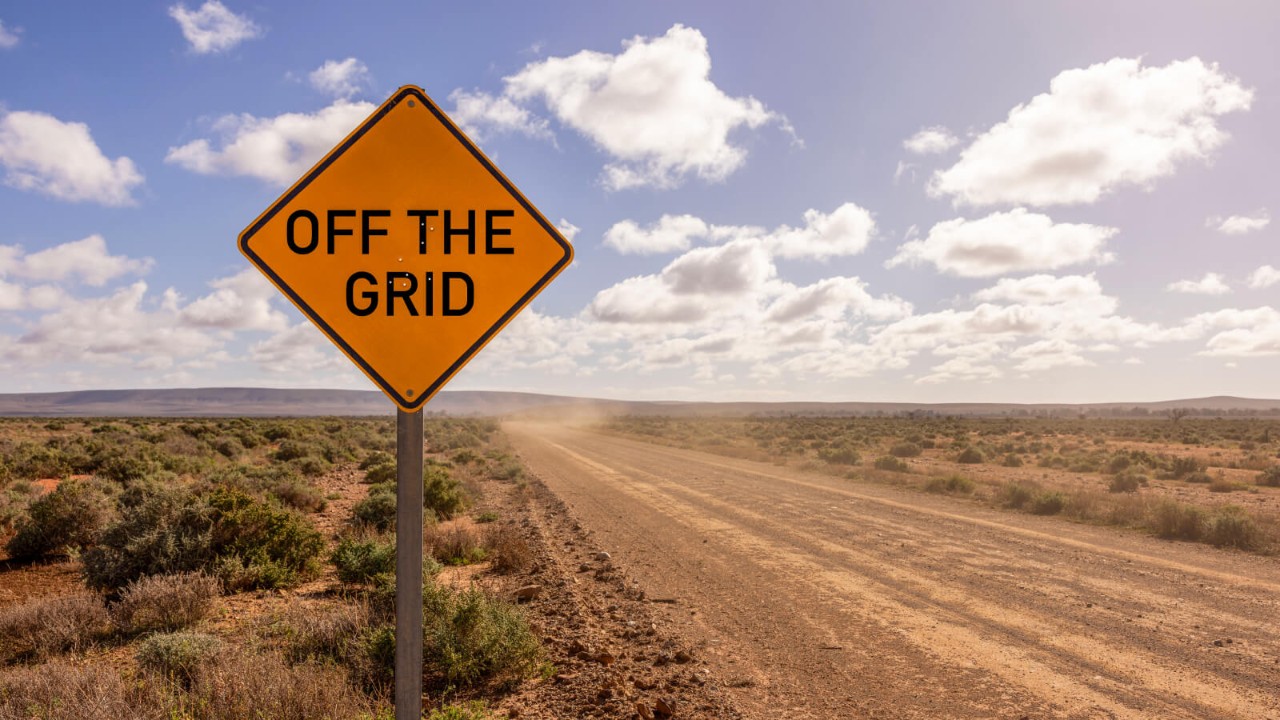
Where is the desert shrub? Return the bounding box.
[289,455,333,478]
[363,460,397,485]
[873,456,909,472]
[1063,490,1104,521]
[0,593,110,661]
[1257,466,1280,487]
[84,485,323,592]
[1150,500,1205,541]
[924,474,974,495]
[282,603,369,665]
[1108,470,1145,493]
[956,447,984,464]
[332,534,397,585]
[451,449,482,466]
[8,442,72,481]
[352,483,399,530]
[1205,506,1262,550]
[817,443,861,465]
[421,581,541,687]
[996,480,1040,510]
[1184,471,1213,484]
[185,648,377,719]
[111,572,221,634]
[490,458,523,482]
[5,478,116,560]
[1209,476,1244,493]
[427,523,487,566]
[484,523,532,575]
[205,488,325,591]
[82,485,215,591]
[1105,454,1131,474]
[1001,453,1023,468]
[136,630,222,685]
[424,466,467,519]
[889,442,921,458]
[271,439,319,462]
[269,475,327,512]
[1030,491,1067,516]
[1165,456,1205,479]
[211,435,245,459]
[359,451,393,471]
[0,661,168,718]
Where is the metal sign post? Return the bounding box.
[395,408,424,719]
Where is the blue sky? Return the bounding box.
[0,1,1278,403]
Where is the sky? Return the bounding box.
[0,1,1278,404]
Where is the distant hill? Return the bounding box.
[0,388,1276,418]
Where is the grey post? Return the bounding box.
[395,408,424,719]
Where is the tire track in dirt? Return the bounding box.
[508,422,1280,720]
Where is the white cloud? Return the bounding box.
[604,215,709,254]
[1206,209,1269,235]
[887,208,1116,277]
[3,282,218,366]
[766,203,875,260]
[169,1,261,54]
[1248,265,1280,289]
[179,268,288,332]
[930,57,1253,207]
[1010,339,1093,372]
[603,202,873,260]
[555,219,580,242]
[586,275,710,324]
[764,277,910,324]
[308,58,370,99]
[448,90,551,142]
[1186,306,1280,357]
[6,235,153,287]
[903,127,958,155]
[0,20,20,49]
[0,111,143,206]
[1167,272,1230,295]
[662,240,774,295]
[504,24,785,190]
[165,100,374,185]
[971,273,1109,307]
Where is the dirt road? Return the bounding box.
[506,422,1280,720]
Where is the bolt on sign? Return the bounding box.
[239,86,573,411]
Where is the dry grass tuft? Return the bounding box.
[0,593,109,661]
[111,572,221,635]
[484,522,533,575]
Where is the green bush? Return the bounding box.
[421,581,541,687]
[997,481,1040,509]
[136,631,222,685]
[6,478,116,560]
[111,572,221,635]
[1030,491,1067,516]
[363,461,396,485]
[873,456,909,472]
[817,443,861,465]
[352,484,398,531]
[1001,453,1023,467]
[423,466,467,519]
[1150,500,1204,541]
[924,474,974,495]
[889,442,922,458]
[1257,466,1280,487]
[1108,470,1145,493]
[956,447,984,464]
[84,485,323,592]
[1206,506,1262,550]
[332,535,397,585]
[206,488,326,590]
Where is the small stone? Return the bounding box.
[674,649,694,664]
[635,702,656,720]
[595,551,612,561]
[515,585,541,602]
[579,563,593,572]
[1213,639,1225,647]
[654,697,677,718]
[596,652,617,666]
[568,639,589,655]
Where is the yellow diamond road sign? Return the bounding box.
[239,86,573,411]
